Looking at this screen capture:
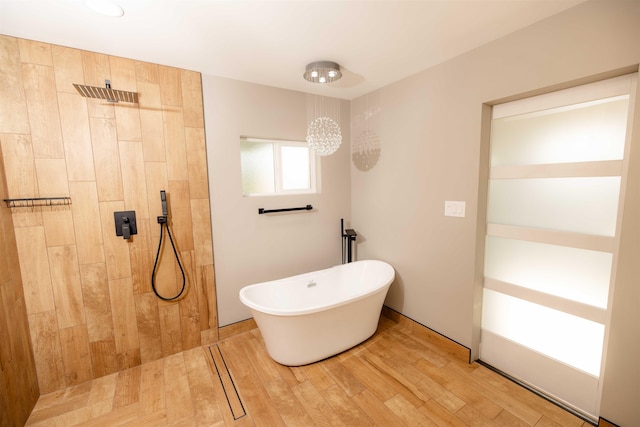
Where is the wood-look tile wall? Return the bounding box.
[0,35,218,394]
[0,136,39,427]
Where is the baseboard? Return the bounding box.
[598,417,619,427]
[218,318,257,340]
[219,307,471,363]
[381,305,471,363]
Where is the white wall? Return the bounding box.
[350,1,639,424]
[202,76,351,326]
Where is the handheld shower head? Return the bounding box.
[160,190,168,217]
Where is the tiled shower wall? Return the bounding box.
[0,35,217,394]
[0,139,39,427]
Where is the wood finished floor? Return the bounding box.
[25,315,591,426]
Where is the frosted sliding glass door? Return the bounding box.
[480,74,636,420]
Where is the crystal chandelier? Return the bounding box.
[304,61,343,156]
[307,116,342,156]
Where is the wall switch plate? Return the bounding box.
[444,200,466,218]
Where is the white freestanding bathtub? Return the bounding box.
[239,260,395,366]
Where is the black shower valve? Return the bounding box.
[114,211,137,240]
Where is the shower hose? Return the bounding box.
[151,218,186,301]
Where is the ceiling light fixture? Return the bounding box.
[83,0,124,17]
[304,61,343,156]
[303,61,342,84]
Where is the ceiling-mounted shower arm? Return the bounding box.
[102,80,117,103]
[73,79,139,104]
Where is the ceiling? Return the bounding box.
[1,0,586,100]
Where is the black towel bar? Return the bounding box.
[258,205,313,214]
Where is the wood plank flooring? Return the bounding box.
[25,313,592,426]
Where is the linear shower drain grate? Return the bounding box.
[208,344,246,420]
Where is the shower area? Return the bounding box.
[0,35,217,425]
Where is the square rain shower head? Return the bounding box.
[73,80,138,103]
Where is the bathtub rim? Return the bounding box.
[239,259,395,317]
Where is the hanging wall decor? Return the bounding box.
[352,91,381,171]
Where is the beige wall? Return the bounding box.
[350,1,639,424]
[0,36,217,394]
[203,76,351,326]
